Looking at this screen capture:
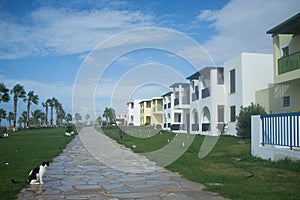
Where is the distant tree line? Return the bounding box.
[0,82,73,129]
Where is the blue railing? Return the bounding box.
[260,112,300,150]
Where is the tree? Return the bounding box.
[11,84,26,128]
[49,97,58,127]
[0,108,7,127]
[42,99,51,126]
[25,91,39,127]
[7,111,14,128]
[54,100,61,126]
[102,107,116,125]
[0,83,10,103]
[236,102,267,138]
[21,111,27,128]
[96,116,102,126]
[65,113,73,124]
[31,109,45,127]
[85,114,90,124]
[74,113,82,124]
[57,105,65,127]
[17,117,24,129]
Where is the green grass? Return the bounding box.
[0,128,75,200]
[103,128,300,200]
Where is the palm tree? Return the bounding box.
[10,84,26,128]
[7,111,14,128]
[96,116,102,127]
[25,91,39,127]
[65,113,73,124]
[42,99,50,127]
[49,97,58,127]
[54,101,62,126]
[31,109,45,127]
[21,111,27,128]
[18,116,24,129]
[74,113,82,124]
[0,108,7,127]
[103,107,116,125]
[0,83,10,103]
[57,105,65,127]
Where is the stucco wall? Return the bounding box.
[224,53,273,136]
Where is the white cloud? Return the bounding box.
[0,7,153,59]
[198,0,300,64]
[196,9,216,22]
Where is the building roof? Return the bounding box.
[152,97,163,100]
[267,12,300,35]
[139,99,151,104]
[170,82,190,88]
[186,67,223,80]
[161,91,173,97]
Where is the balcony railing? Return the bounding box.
[278,50,300,75]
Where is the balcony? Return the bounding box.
[278,50,300,75]
[202,87,210,99]
[153,105,162,113]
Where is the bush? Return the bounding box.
[236,103,266,138]
[0,127,7,137]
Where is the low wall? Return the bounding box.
[251,115,300,161]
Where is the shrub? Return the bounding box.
[0,127,7,137]
[236,102,266,138]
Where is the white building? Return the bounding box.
[224,52,273,135]
[115,114,127,126]
[162,92,174,131]
[187,67,225,135]
[169,83,190,133]
[127,100,142,126]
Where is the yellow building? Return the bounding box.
[256,12,300,113]
[139,97,163,127]
[140,99,151,125]
[150,97,163,127]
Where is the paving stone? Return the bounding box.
[17,127,225,200]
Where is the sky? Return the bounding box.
[0,0,300,124]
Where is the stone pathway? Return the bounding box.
[17,127,226,200]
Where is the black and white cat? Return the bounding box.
[12,161,49,184]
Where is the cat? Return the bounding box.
[12,161,49,184]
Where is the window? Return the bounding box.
[146,101,151,108]
[217,69,224,85]
[230,106,236,122]
[218,105,225,122]
[282,95,291,108]
[282,46,289,57]
[229,69,236,94]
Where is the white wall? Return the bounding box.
[127,100,141,126]
[224,53,273,136]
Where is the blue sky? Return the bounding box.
[1,0,300,123]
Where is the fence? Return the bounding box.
[260,112,300,150]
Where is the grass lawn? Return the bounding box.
[0,128,74,200]
[103,127,300,200]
